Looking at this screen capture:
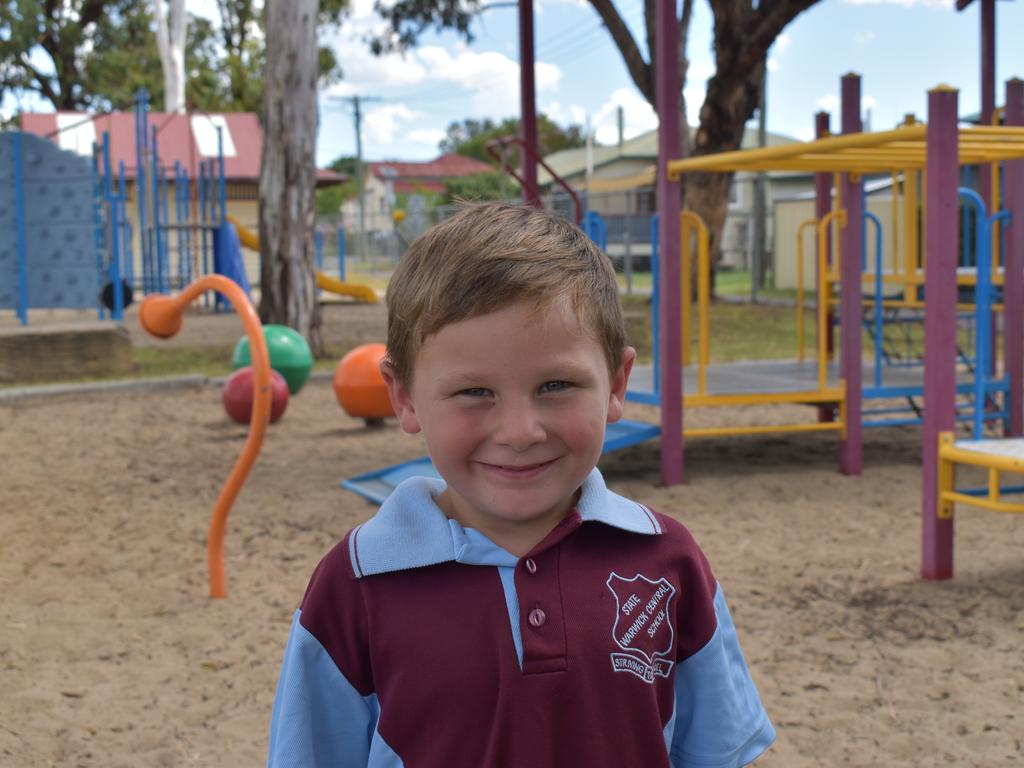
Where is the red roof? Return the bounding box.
[368,153,492,185]
[21,111,345,186]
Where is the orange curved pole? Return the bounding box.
[138,275,271,598]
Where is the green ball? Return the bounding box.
[232,324,314,395]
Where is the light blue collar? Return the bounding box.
[348,467,662,578]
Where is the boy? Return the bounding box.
[267,203,775,767]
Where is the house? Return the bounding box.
[21,111,345,287]
[340,153,493,239]
[538,127,811,272]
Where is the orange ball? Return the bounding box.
[333,343,395,421]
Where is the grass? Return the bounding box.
[619,269,803,304]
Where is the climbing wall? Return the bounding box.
[0,132,100,311]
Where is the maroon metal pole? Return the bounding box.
[814,111,835,424]
[839,73,863,476]
[979,0,995,213]
[1003,78,1024,436]
[518,0,540,207]
[921,85,959,581]
[656,0,683,486]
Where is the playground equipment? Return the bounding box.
[227,216,377,304]
[224,366,290,424]
[332,343,394,425]
[659,76,1024,481]
[0,131,117,324]
[139,275,271,598]
[232,324,314,395]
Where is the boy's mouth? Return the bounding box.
[479,458,558,478]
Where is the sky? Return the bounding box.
[4,0,1022,167]
[310,0,1024,166]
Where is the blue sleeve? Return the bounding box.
[267,610,386,767]
[666,585,776,768]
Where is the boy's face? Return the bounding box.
[382,299,634,553]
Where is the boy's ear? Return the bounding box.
[380,361,422,435]
[606,346,636,424]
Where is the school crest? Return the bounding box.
[606,572,676,683]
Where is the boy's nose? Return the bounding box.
[492,401,546,450]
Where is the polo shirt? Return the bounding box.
[268,468,775,767]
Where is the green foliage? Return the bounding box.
[0,0,347,114]
[370,0,481,54]
[315,154,360,215]
[440,114,585,167]
[443,172,514,203]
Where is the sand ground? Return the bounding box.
[1,301,1023,766]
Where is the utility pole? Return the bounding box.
[332,95,382,264]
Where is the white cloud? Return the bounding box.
[774,33,792,54]
[543,101,588,128]
[407,128,447,148]
[816,93,840,112]
[795,125,815,142]
[364,104,423,144]
[592,89,657,145]
[854,30,877,45]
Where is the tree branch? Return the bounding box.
[588,0,652,103]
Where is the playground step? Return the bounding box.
[0,322,132,384]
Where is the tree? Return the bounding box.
[444,171,511,203]
[259,0,323,355]
[372,0,823,273]
[440,114,585,167]
[0,1,346,115]
[152,0,187,113]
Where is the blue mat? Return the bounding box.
[342,419,661,504]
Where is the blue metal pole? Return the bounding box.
[134,91,151,295]
[91,141,107,320]
[199,160,210,308]
[864,211,884,388]
[103,132,124,319]
[151,125,165,292]
[337,226,346,280]
[217,126,227,225]
[118,161,133,288]
[13,132,28,325]
[959,188,991,439]
[174,160,184,287]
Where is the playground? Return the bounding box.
[0,299,1022,765]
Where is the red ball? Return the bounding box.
[222,366,290,425]
[333,343,395,420]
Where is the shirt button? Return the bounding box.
[528,608,546,628]
[524,558,537,574]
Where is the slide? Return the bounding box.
[227,216,378,304]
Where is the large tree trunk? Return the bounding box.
[686,0,821,295]
[258,0,323,356]
[153,0,187,113]
[687,57,765,292]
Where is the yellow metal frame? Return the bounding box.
[937,432,1024,517]
[667,124,1024,177]
[674,208,847,440]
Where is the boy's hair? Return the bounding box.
[385,202,625,387]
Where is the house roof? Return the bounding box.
[539,126,801,190]
[370,153,493,185]
[21,111,345,187]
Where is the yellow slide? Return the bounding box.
[227,216,378,304]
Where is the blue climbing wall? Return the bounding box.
[0,132,99,311]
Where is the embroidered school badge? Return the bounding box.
[606,572,677,683]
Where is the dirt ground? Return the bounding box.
[2,301,1023,766]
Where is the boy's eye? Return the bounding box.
[539,380,572,394]
[457,387,492,398]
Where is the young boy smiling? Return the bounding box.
[267,203,775,767]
